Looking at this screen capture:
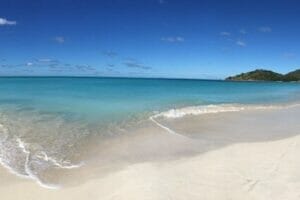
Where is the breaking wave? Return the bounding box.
[149,103,300,136]
[151,103,298,119]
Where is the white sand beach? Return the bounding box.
[1,105,300,200]
[2,0,300,199]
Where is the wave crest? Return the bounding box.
[151,103,293,119]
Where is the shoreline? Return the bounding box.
[1,103,300,199]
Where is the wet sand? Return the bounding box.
[1,105,300,200]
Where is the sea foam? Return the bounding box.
[0,122,83,189]
[149,103,300,137]
[151,104,290,119]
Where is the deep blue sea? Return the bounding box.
[1,77,300,188]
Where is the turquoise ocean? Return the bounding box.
[0,77,300,188]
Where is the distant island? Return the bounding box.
[226,69,300,82]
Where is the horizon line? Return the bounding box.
[0,75,225,81]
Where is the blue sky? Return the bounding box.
[1,0,300,78]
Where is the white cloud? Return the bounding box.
[158,0,166,4]
[37,58,53,62]
[161,36,185,43]
[0,17,16,26]
[258,26,272,33]
[236,40,246,47]
[220,32,231,36]
[54,36,65,43]
[239,29,247,34]
[123,58,152,70]
[26,62,34,66]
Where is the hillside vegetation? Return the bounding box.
[226,69,300,82]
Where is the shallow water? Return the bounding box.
[1,77,300,187]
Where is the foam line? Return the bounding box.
[37,152,84,169]
[149,116,187,138]
[149,103,300,138]
[0,135,82,189]
[151,103,299,119]
[17,138,61,189]
[0,139,60,189]
[0,158,30,179]
[24,151,60,189]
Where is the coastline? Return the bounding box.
[1,103,300,199]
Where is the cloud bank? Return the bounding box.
[236,40,246,47]
[123,59,151,70]
[0,18,16,26]
[220,32,231,36]
[161,36,185,43]
[54,36,65,43]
